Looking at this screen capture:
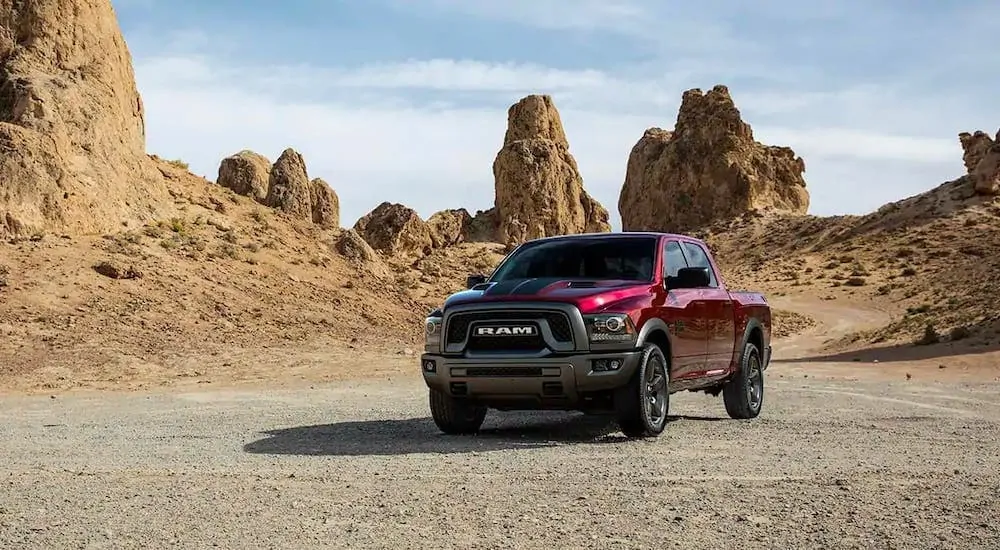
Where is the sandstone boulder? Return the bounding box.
[0,0,173,237]
[352,202,433,256]
[972,148,1000,196]
[265,148,313,219]
[334,228,378,263]
[309,178,340,228]
[618,85,810,233]
[217,150,270,203]
[464,208,501,243]
[959,129,1000,195]
[426,208,472,248]
[332,228,390,279]
[492,95,611,246]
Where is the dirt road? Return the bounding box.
[2,296,999,549]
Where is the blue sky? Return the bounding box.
[115,0,999,229]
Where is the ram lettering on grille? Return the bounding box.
[474,325,537,336]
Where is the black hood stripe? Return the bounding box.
[483,278,563,296]
[480,279,522,296]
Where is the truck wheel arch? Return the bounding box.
[738,318,765,372]
[636,319,673,362]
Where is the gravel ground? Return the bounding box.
[1,374,999,549]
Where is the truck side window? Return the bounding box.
[663,240,688,278]
[680,242,718,287]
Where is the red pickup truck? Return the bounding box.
[420,232,772,438]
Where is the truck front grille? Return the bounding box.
[445,310,573,346]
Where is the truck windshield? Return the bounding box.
[489,236,658,282]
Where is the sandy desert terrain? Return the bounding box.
[1,293,998,549]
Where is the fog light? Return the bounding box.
[422,360,436,373]
[592,358,624,372]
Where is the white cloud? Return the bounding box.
[139,56,620,97]
[134,54,980,231]
[319,59,613,92]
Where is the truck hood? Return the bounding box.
[442,278,651,314]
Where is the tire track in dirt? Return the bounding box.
[766,293,891,360]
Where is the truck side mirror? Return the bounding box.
[666,267,710,290]
[466,273,487,289]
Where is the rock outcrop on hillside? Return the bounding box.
[618,85,810,233]
[309,178,340,228]
[426,208,472,248]
[216,147,340,227]
[491,95,611,246]
[265,148,313,219]
[352,202,433,256]
[464,208,501,243]
[332,228,390,278]
[0,0,173,237]
[959,129,1000,195]
[217,150,271,203]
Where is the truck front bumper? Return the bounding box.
[419,350,643,410]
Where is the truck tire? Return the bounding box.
[614,343,670,438]
[723,340,764,419]
[429,389,488,435]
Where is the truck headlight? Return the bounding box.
[425,316,443,350]
[584,313,636,344]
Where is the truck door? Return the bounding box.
[680,241,737,373]
[660,240,709,381]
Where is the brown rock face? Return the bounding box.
[332,228,390,278]
[502,95,568,146]
[464,208,501,243]
[217,150,270,203]
[309,178,340,228]
[618,85,810,233]
[959,130,1000,195]
[334,228,378,263]
[426,208,472,248]
[352,202,433,256]
[492,94,611,246]
[0,0,173,237]
[265,148,313,219]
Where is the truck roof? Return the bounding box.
[522,231,706,245]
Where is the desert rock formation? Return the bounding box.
[618,85,810,233]
[332,227,390,279]
[463,208,501,243]
[0,0,173,237]
[491,95,611,246]
[426,208,472,248]
[352,202,433,256]
[265,148,313,219]
[334,228,379,263]
[217,150,271,203]
[216,148,340,227]
[959,129,1000,195]
[310,178,340,228]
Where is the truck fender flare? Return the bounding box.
[635,318,673,355]
[736,317,765,372]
